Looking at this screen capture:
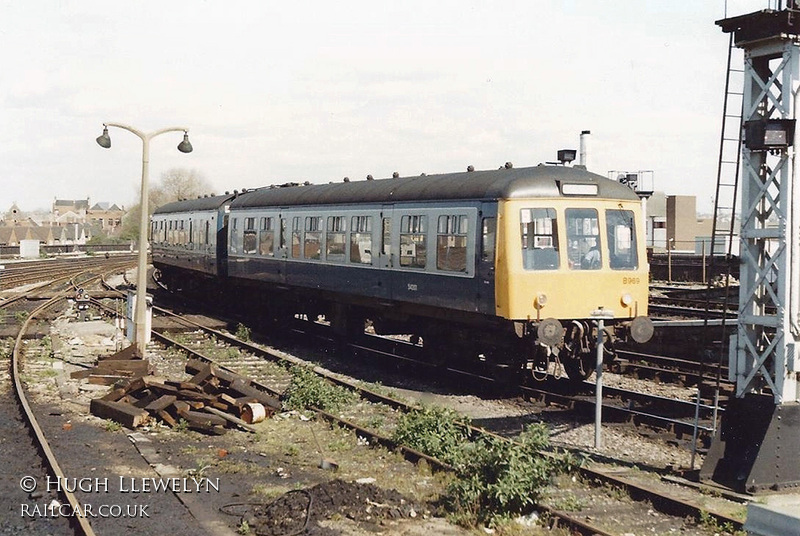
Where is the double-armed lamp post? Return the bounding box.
[96,123,193,357]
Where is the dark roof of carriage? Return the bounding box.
[229,165,640,209]
[153,193,236,215]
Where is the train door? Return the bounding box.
[377,205,394,299]
[477,203,497,315]
[218,210,229,278]
[277,214,288,283]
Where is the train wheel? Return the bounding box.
[422,333,451,367]
[563,349,595,382]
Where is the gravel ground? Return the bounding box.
[13,288,746,536]
[22,302,477,536]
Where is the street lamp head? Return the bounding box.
[177,132,193,153]
[96,126,111,149]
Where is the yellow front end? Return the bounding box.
[495,198,649,322]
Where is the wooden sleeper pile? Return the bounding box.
[90,359,281,435]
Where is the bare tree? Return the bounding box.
[153,168,212,206]
[120,168,212,240]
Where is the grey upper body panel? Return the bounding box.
[229,165,639,209]
[153,193,236,215]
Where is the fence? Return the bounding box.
[648,249,739,284]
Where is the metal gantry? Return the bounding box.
[702,9,800,493]
[733,22,799,404]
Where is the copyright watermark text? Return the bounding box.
[21,502,149,518]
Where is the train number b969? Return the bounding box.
[622,277,640,285]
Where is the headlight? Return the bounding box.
[534,293,548,309]
[621,293,634,307]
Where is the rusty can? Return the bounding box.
[241,402,266,424]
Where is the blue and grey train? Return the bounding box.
[151,164,653,380]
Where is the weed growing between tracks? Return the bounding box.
[235,323,252,341]
[284,365,358,411]
[698,510,743,536]
[392,406,582,528]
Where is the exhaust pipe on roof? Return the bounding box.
[579,130,590,168]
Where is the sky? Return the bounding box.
[0,0,777,214]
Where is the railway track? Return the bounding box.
[90,295,745,534]
[1,254,131,281]
[65,271,748,533]
[0,256,138,535]
[345,329,725,445]
[2,264,133,535]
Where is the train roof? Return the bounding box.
[230,165,641,209]
[152,193,236,215]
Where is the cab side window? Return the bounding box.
[606,209,638,270]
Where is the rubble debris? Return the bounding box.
[89,359,281,435]
[239,479,425,536]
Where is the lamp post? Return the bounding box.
[96,123,193,357]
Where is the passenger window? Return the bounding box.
[381,217,391,256]
[400,215,427,268]
[606,209,638,270]
[521,208,559,270]
[229,218,241,254]
[179,220,186,246]
[291,217,301,258]
[566,208,601,270]
[304,216,322,260]
[279,218,287,250]
[481,217,496,263]
[326,216,346,262]
[243,217,257,254]
[437,215,468,272]
[350,216,372,264]
[259,217,274,256]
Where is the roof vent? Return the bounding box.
[392,171,399,178]
[504,162,513,169]
[304,181,311,186]
[467,165,474,172]
[343,177,350,182]
[366,174,373,180]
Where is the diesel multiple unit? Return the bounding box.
[152,164,653,381]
